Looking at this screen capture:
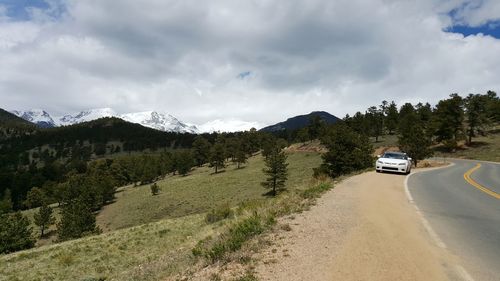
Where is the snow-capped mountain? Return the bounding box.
[10,109,56,128]
[57,108,117,126]
[198,119,261,133]
[120,111,199,134]
[11,108,200,133]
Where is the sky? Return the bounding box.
[1,0,500,129]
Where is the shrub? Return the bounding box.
[205,204,234,224]
[150,183,159,196]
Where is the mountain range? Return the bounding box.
[10,108,200,134]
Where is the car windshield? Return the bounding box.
[382,153,407,160]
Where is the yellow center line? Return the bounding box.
[463,163,500,200]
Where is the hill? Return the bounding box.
[3,151,324,280]
[260,111,341,132]
[0,108,36,129]
[0,108,37,140]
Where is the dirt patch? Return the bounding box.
[416,159,449,168]
[254,172,457,281]
[373,146,400,157]
[285,140,327,153]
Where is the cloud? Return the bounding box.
[0,0,500,127]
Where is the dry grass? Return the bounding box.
[97,152,322,231]
[4,151,323,281]
[434,130,500,162]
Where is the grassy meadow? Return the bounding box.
[1,151,323,281]
[97,152,322,231]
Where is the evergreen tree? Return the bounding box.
[318,124,373,178]
[465,93,490,145]
[233,140,248,169]
[0,212,35,254]
[57,197,99,241]
[433,94,465,150]
[366,106,384,142]
[385,101,399,134]
[0,189,13,214]
[192,136,211,167]
[261,147,288,196]
[33,202,55,238]
[24,187,46,209]
[307,115,326,140]
[209,142,226,174]
[485,90,500,122]
[397,105,433,167]
[176,150,194,176]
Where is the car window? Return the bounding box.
[382,153,406,160]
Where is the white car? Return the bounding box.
[376,151,412,174]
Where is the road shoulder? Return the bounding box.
[254,171,456,281]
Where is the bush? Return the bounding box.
[205,204,234,224]
[150,183,159,196]
[195,214,274,262]
[301,183,332,199]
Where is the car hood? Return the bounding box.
[378,158,408,164]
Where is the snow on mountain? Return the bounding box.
[57,108,117,126]
[10,109,56,128]
[198,119,261,133]
[11,108,259,133]
[120,111,199,134]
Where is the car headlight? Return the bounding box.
[398,163,406,166]
[377,160,383,164]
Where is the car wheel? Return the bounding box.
[406,167,411,175]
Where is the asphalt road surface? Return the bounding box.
[408,159,500,281]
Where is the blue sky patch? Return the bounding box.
[445,21,500,39]
[0,0,64,21]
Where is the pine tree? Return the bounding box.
[366,106,384,142]
[234,141,248,169]
[175,150,194,176]
[318,124,373,178]
[57,197,99,241]
[398,105,433,167]
[385,101,399,135]
[0,212,35,254]
[465,93,489,145]
[33,202,55,238]
[0,189,13,214]
[433,94,465,150]
[24,187,46,209]
[210,142,226,174]
[192,136,212,167]
[261,147,288,196]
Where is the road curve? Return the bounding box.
[408,159,500,281]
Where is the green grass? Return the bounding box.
[97,152,322,231]
[5,151,323,281]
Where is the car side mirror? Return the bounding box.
[408,157,412,161]
[377,155,381,158]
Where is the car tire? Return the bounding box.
[376,169,381,173]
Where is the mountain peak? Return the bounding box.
[10,109,56,128]
[260,111,340,132]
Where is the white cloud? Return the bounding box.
[0,0,499,127]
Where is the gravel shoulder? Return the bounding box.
[255,171,458,281]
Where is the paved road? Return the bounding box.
[408,159,500,281]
